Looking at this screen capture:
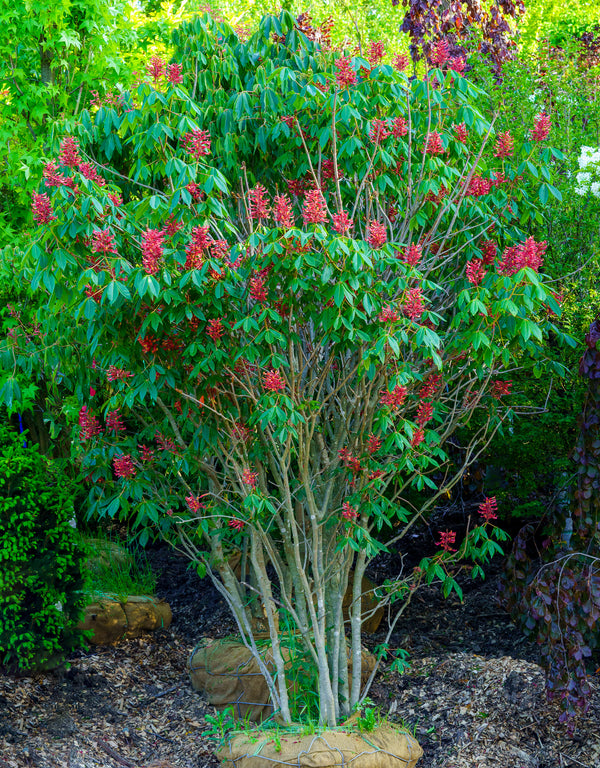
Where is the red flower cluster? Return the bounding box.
[494,131,514,158]
[232,421,251,442]
[141,228,164,275]
[249,275,267,302]
[478,496,498,522]
[79,162,106,187]
[229,518,245,531]
[207,318,225,342]
[138,334,159,355]
[334,57,357,89]
[139,444,155,462]
[416,400,433,426]
[420,373,442,399]
[242,468,258,488]
[59,137,81,168]
[378,304,400,323]
[106,410,125,433]
[430,38,449,66]
[532,112,551,141]
[108,191,122,207]
[186,494,206,513]
[403,288,425,321]
[332,210,353,235]
[481,240,497,265]
[167,62,183,84]
[155,431,176,451]
[273,194,294,228]
[302,188,327,225]
[467,176,492,197]
[92,228,118,255]
[436,530,456,552]
[43,161,75,190]
[185,225,210,269]
[338,447,362,474]
[367,220,387,248]
[186,182,203,202]
[369,119,391,144]
[113,454,136,479]
[453,122,468,143]
[392,116,408,138]
[263,368,286,392]
[498,237,546,276]
[368,40,385,66]
[392,53,409,71]
[491,380,512,399]
[425,131,444,154]
[380,385,407,408]
[411,428,425,448]
[449,56,465,74]
[466,258,486,286]
[341,501,358,521]
[147,55,166,82]
[249,184,270,220]
[398,243,422,267]
[31,193,56,225]
[367,434,382,454]
[79,405,102,440]
[182,128,211,159]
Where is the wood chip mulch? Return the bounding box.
[1,547,599,768]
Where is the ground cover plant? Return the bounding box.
[8,7,577,731]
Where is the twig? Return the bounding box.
[559,754,591,768]
[96,738,137,767]
[133,684,181,707]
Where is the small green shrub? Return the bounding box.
[0,425,86,671]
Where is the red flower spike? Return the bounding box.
[106,410,126,433]
[369,119,391,144]
[532,112,551,141]
[341,501,358,520]
[466,258,486,286]
[249,276,268,303]
[273,194,294,228]
[79,162,106,187]
[249,184,270,221]
[186,495,206,513]
[481,240,497,265]
[263,369,286,392]
[453,122,468,143]
[436,530,456,552]
[367,40,385,66]
[141,228,164,275]
[91,228,118,255]
[416,400,433,426]
[167,62,183,84]
[229,518,245,531]
[182,129,211,159]
[242,469,258,489]
[380,385,407,409]
[425,131,444,154]
[302,188,327,225]
[43,161,75,190]
[147,55,166,83]
[59,137,81,168]
[334,57,357,89]
[31,193,56,225]
[494,131,514,158]
[403,288,425,321]
[392,53,409,71]
[478,496,498,522]
[207,318,225,342]
[411,428,425,448]
[491,380,512,399]
[367,220,387,248]
[392,116,408,138]
[78,405,103,441]
[332,210,353,235]
[398,243,423,267]
[430,38,449,66]
[113,454,136,479]
[367,434,382,454]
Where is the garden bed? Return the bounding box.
[0,546,598,768]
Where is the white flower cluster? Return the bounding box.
[575,146,600,197]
